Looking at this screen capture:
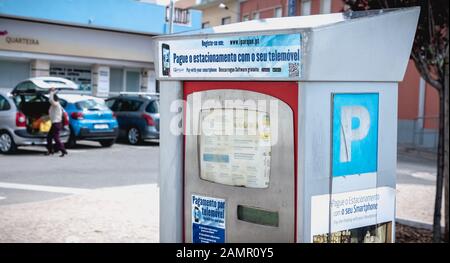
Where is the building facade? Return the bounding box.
[0,0,202,97]
[240,0,287,20]
[188,0,439,150]
[182,0,241,28]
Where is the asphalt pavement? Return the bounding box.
[0,140,158,206]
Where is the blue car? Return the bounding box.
[58,94,119,147]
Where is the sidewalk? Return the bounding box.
[0,184,159,243]
[396,146,445,228]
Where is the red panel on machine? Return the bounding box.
[183,81,299,242]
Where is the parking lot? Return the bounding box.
[0,140,159,242]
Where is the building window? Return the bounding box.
[252,11,260,20]
[301,0,312,16]
[110,68,124,93]
[202,22,210,28]
[320,0,331,14]
[274,7,283,17]
[109,68,142,94]
[243,15,250,21]
[221,16,231,25]
[125,70,140,92]
[166,7,190,24]
[50,64,91,91]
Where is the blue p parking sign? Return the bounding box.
[332,93,379,177]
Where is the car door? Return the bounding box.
[0,95,14,130]
[107,98,127,134]
[127,99,144,129]
[119,99,143,130]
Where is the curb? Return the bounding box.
[397,145,437,161]
[396,218,445,232]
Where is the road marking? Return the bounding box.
[411,171,436,181]
[0,182,90,195]
[0,196,6,200]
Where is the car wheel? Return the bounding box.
[99,139,115,147]
[0,131,17,154]
[65,128,77,148]
[127,127,142,145]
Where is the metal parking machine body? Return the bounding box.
[156,8,420,243]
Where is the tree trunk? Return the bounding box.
[444,48,449,243]
[433,84,445,242]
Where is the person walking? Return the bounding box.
[45,88,68,157]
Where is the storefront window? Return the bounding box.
[50,65,91,91]
[110,68,124,93]
[0,60,30,89]
[125,71,140,92]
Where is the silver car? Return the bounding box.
[0,77,75,154]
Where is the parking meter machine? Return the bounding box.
[156,8,420,243]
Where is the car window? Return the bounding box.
[115,100,126,112]
[44,80,67,86]
[145,100,159,114]
[0,95,11,111]
[76,99,109,111]
[13,93,48,108]
[27,94,48,102]
[13,96,22,107]
[14,81,39,93]
[118,99,142,112]
[105,99,116,110]
[59,99,68,108]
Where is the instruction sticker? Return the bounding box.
[199,109,271,188]
[158,33,302,79]
[192,194,226,243]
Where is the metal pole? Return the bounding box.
[237,1,241,22]
[169,0,175,34]
[159,80,184,242]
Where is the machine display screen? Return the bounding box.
[198,108,271,188]
[237,205,279,227]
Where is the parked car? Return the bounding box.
[58,94,119,148]
[105,93,159,145]
[0,77,73,154]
